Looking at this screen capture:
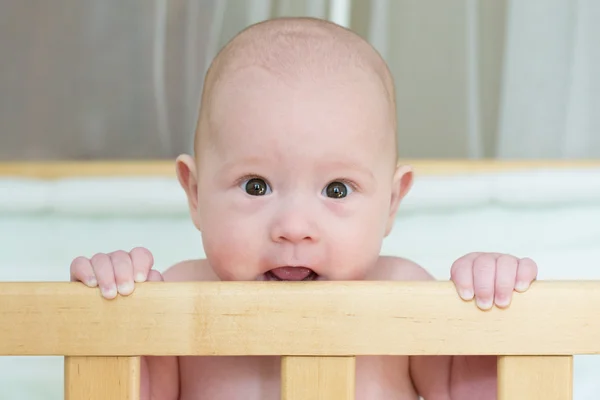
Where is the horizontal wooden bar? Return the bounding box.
[0,161,176,178]
[0,160,598,178]
[1,281,599,356]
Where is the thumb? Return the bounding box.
[146,270,164,282]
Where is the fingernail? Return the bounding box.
[87,277,97,287]
[476,297,493,310]
[117,282,133,295]
[495,295,510,308]
[459,289,474,301]
[101,285,117,299]
[134,272,146,283]
[515,281,529,292]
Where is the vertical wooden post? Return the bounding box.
[281,356,355,400]
[64,356,140,400]
[498,356,573,400]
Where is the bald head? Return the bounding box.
[195,17,397,158]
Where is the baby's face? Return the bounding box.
[191,67,409,281]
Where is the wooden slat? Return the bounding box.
[64,356,140,400]
[281,356,355,400]
[0,160,598,178]
[1,281,600,356]
[498,356,572,400]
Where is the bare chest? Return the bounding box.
[178,355,418,400]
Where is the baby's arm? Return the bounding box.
[410,354,496,399]
[70,248,179,400]
[141,355,179,400]
[401,253,537,399]
[388,263,496,399]
[375,260,487,399]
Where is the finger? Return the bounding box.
[494,255,519,308]
[515,257,538,292]
[473,253,497,310]
[130,247,155,283]
[70,256,97,287]
[147,270,164,282]
[109,251,134,296]
[90,253,118,299]
[450,252,481,300]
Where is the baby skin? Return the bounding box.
[70,18,538,400]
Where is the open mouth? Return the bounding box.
[264,267,319,281]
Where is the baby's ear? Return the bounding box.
[385,164,413,236]
[176,154,202,231]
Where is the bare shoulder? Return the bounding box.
[367,255,435,281]
[161,259,219,282]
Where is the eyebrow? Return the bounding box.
[217,157,269,176]
[318,160,376,181]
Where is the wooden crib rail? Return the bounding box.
[2,159,600,178]
[1,281,597,399]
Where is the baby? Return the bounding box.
[70,17,538,400]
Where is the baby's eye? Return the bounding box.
[242,178,271,196]
[323,181,352,199]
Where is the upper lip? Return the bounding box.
[270,265,319,273]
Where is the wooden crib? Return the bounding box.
[2,160,599,399]
[1,280,598,399]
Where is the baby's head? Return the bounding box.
[177,17,413,281]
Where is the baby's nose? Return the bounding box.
[270,205,319,244]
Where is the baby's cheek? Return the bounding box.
[326,220,382,279]
[202,212,265,280]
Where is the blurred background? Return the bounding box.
[1,2,599,398]
[1,0,598,161]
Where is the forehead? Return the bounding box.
[207,67,392,161]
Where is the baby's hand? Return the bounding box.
[450,252,538,310]
[70,247,162,299]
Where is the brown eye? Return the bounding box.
[245,178,269,196]
[324,181,349,198]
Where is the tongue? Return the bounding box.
[270,267,313,281]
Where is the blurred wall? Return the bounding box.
[0,0,511,161]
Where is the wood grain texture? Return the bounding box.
[1,281,599,356]
[281,356,355,400]
[498,356,572,400]
[0,160,598,178]
[64,356,140,400]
